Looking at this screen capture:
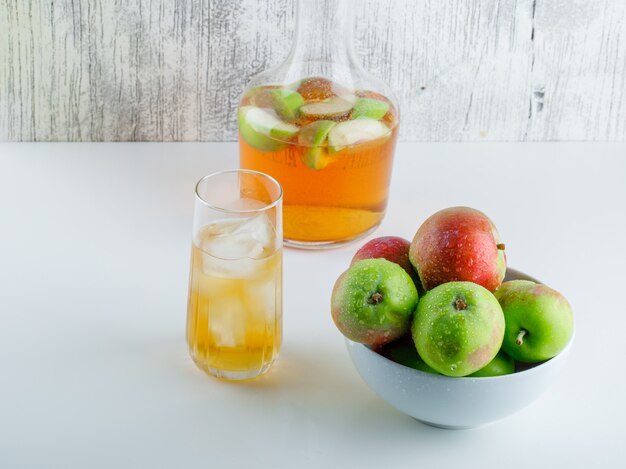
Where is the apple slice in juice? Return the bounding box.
[327,118,391,153]
[351,98,390,120]
[238,106,299,151]
[299,96,354,121]
[298,120,337,170]
[296,77,338,101]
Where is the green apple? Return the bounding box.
[468,350,515,377]
[351,98,389,120]
[495,280,573,362]
[268,89,304,121]
[331,259,419,347]
[297,120,336,170]
[412,281,505,377]
[381,336,438,374]
[238,106,299,151]
[327,118,391,152]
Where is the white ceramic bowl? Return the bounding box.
[345,269,574,429]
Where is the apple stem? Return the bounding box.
[497,243,506,251]
[516,329,527,346]
[369,292,383,305]
[454,298,468,311]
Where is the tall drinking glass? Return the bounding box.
[186,170,283,380]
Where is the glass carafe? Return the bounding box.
[238,0,399,249]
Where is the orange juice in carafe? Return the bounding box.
[239,78,399,248]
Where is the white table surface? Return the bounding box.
[1,142,625,468]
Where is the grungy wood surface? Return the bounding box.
[0,0,625,142]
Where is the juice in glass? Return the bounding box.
[186,171,283,380]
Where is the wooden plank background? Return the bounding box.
[0,0,625,142]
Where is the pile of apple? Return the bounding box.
[331,207,574,377]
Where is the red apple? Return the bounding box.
[409,207,506,292]
[351,236,419,285]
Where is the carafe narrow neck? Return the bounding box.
[288,0,356,64]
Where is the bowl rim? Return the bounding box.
[346,326,575,382]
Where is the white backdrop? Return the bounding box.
[1,0,625,141]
